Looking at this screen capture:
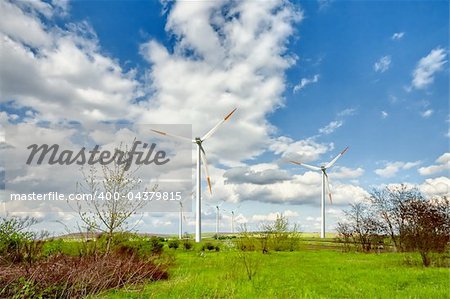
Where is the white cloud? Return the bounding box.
[139,0,303,166]
[391,32,405,40]
[412,47,447,89]
[337,108,357,117]
[293,74,319,93]
[270,136,333,162]
[373,55,391,73]
[421,109,433,118]
[418,153,450,176]
[318,120,343,135]
[381,111,388,119]
[225,170,369,206]
[330,166,364,179]
[224,164,290,185]
[0,1,140,124]
[252,209,299,222]
[419,176,450,198]
[375,160,422,178]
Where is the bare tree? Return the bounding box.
[335,221,353,251]
[368,184,422,251]
[342,202,383,252]
[75,143,154,252]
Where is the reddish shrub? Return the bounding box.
[0,253,168,298]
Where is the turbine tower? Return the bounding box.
[151,108,237,242]
[289,147,349,238]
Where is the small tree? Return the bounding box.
[335,221,353,251]
[401,196,449,267]
[368,185,422,251]
[75,142,155,253]
[341,203,382,252]
[260,214,301,252]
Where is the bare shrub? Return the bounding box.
[0,253,168,298]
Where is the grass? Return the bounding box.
[97,242,450,299]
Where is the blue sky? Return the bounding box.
[0,0,448,234]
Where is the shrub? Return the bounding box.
[182,239,193,250]
[0,253,169,298]
[150,237,164,255]
[0,216,45,264]
[168,239,180,250]
[201,242,216,251]
[43,239,64,257]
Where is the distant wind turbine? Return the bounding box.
[289,147,349,238]
[214,202,224,238]
[223,204,240,234]
[178,201,184,239]
[151,108,237,242]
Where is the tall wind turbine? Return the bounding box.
[151,108,237,242]
[289,147,349,239]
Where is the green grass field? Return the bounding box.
[97,240,450,299]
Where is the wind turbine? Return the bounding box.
[178,201,184,239]
[223,204,240,234]
[214,202,225,238]
[289,147,349,239]
[151,108,237,242]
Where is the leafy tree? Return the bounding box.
[400,196,449,266]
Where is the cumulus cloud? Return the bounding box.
[373,55,391,73]
[412,47,447,89]
[418,153,450,176]
[0,1,140,124]
[391,32,405,40]
[293,74,319,93]
[375,161,422,178]
[381,111,388,119]
[330,166,364,179]
[138,0,303,166]
[270,136,333,163]
[224,170,369,206]
[224,164,290,185]
[419,176,449,197]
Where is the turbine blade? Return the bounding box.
[150,129,192,143]
[201,108,237,141]
[324,171,333,204]
[325,147,349,169]
[199,146,212,194]
[289,160,321,171]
